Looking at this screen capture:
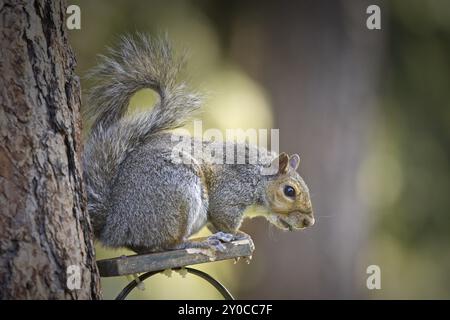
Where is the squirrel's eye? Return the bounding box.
[284,185,296,198]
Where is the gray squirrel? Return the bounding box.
[83,34,314,253]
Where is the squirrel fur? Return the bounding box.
[83,34,314,253]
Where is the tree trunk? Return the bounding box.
[0,0,101,299]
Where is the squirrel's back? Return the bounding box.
[82,34,202,236]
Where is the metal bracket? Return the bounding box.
[115,267,234,300]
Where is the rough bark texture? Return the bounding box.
[0,0,101,299]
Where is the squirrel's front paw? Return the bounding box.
[185,232,235,252]
[205,238,227,252]
[189,233,234,252]
[208,231,249,242]
[208,231,234,243]
[232,231,250,241]
[177,238,227,252]
[177,231,249,253]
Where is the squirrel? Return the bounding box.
[82,34,314,254]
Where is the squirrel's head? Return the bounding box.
[263,152,314,231]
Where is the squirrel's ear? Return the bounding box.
[289,154,300,171]
[262,152,290,176]
[277,152,290,174]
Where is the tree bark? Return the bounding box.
[0,0,101,299]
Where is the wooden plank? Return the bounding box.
[97,236,255,277]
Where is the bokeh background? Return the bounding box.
[69,0,450,299]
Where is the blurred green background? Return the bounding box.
[69,0,450,299]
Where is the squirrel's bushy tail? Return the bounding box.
[83,34,201,235]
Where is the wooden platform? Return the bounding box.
[97,236,255,277]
